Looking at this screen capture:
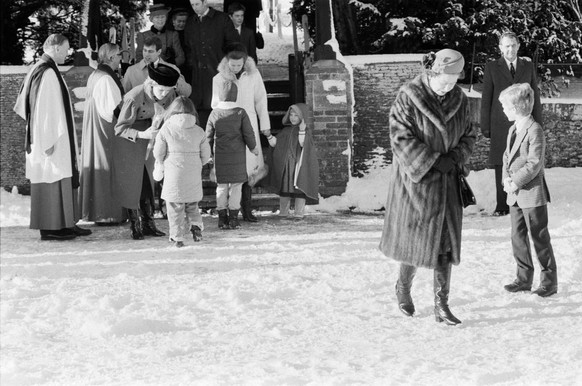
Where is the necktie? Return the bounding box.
[510,129,517,149]
[510,63,515,78]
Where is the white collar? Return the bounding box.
[504,58,517,68]
[216,101,237,109]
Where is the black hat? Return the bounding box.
[147,63,179,87]
[148,3,171,18]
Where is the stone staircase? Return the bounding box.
[199,66,292,211]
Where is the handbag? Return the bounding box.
[458,171,477,208]
[255,31,265,49]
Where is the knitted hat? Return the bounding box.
[218,80,238,102]
[148,63,179,87]
[431,49,465,75]
[149,3,170,18]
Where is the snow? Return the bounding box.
[2,163,582,385]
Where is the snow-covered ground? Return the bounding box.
[1,165,581,385]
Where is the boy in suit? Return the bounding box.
[500,83,557,298]
[227,2,258,64]
[481,31,542,216]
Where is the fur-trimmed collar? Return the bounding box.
[165,113,198,129]
[400,73,465,139]
[216,56,258,81]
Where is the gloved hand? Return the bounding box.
[432,153,457,174]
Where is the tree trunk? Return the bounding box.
[332,0,360,55]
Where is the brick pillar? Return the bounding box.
[305,59,352,197]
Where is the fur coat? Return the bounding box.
[379,74,476,269]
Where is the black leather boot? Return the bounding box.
[396,264,417,317]
[434,259,462,325]
[218,209,229,229]
[241,183,258,222]
[140,199,165,237]
[127,208,144,240]
[229,209,241,229]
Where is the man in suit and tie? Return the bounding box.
[499,83,557,298]
[480,31,542,216]
[227,2,258,64]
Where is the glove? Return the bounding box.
[267,135,277,147]
[432,153,456,174]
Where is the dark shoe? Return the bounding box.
[127,208,144,240]
[191,225,202,242]
[218,209,229,229]
[141,220,166,237]
[492,209,509,217]
[434,304,462,325]
[434,260,461,325]
[504,281,532,293]
[40,228,76,241]
[396,284,415,317]
[242,210,259,222]
[72,225,92,236]
[174,240,184,248]
[531,286,558,297]
[229,209,241,229]
[241,183,259,222]
[140,199,166,237]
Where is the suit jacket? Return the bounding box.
[237,25,257,63]
[502,116,550,208]
[480,57,542,165]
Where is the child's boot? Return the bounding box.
[279,196,291,216]
[191,225,202,242]
[229,209,241,229]
[294,198,306,219]
[218,209,229,229]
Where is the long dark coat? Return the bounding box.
[379,74,476,269]
[113,82,178,209]
[206,105,256,183]
[268,103,319,205]
[183,8,237,111]
[480,57,542,165]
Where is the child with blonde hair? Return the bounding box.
[500,83,558,297]
[153,96,211,247]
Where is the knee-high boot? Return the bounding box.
[240,183,258,222]
[127,208,144,240]
[434,258,462,325]
[140,199,165,237]
[396,263,417,317]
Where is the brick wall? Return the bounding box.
[305,60,352,197]
[346,55,582,176]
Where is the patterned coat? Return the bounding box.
[480,57,542,165]
[379,74,476,269]
[502,116,551,208]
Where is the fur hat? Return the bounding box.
[149,4,170,18]
[430,49,465,75]
[148,63,179,87]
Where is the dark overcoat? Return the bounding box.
[113,82,178,209]
[206,105,256,183]
[379,74,476,269]
[480,57,542,165]
[183,8,237,111]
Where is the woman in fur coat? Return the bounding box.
[379,49,477,325]
[211,45,271,222]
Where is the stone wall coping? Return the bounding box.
[1,65,73,75]
[344,54,424,66]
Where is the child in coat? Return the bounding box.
[153,97,211,247]
[206,80,259,229]
[267,103,319,219]
[500,83,558,297]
